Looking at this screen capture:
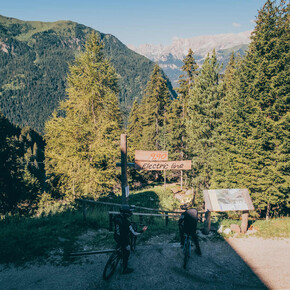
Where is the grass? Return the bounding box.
[1,184,289,265]
[0,210,86,265]
[250,217,290,239]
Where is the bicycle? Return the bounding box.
[183,233,191,269]
[103,222,141,280]
[103,246,123,280]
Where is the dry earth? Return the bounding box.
[1,232,289,290]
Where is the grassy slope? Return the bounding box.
[1,185,289,265]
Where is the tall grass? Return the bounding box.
[0,210,85,265]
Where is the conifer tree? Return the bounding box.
[45,33,122,200]
[210,53,242,189]
[186,50,223,192]
[127,99,143,158]
[139,64,171,150]
[176,48,199,119]
[218,0,289,218]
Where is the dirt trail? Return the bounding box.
[0,236,289,290]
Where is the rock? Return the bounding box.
[223,228,231,235]
[217,225,223,233]
[230,224,241,234]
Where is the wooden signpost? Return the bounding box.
[117,138,191,205]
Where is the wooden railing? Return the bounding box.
[76,199,209,232]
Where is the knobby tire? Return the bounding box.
[103,251,121,280]
[183,236,190,269]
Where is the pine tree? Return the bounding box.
[45,33,122,200]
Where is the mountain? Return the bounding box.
[0,15,175,133]
[129,31,251,86]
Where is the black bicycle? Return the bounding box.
[103,222,138,280]
[183,233,191,269]
[103,246,123,280]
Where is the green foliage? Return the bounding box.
[138,64,172,151]
[45,33,122,201]
[176,48,199,120]
[212,0,290,218]
[0,210,85,265]
[251,217,290,238]
[0,15,167,133]
[186,50,224,191]
[0,111,45,214]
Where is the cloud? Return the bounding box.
[232,22,241,27]
[250,19,256,24]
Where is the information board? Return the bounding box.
[203,188,254,211]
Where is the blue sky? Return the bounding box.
[1,0,265,46]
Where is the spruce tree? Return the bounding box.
[219,0,289,217]
[186,50,223,193]
[176,48,199,119]
[45,33,122,200]
[139,64,171,151]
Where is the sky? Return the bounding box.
[1,0,266,47]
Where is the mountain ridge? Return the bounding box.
[129,31,251,86]
[0,15,176,133]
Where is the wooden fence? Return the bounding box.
[76,199,210,233]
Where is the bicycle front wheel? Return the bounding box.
[183,239,190,269]
[103,251,121,280]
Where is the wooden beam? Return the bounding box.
[135,160,192,171]
[241,210,249,233]
[135,150,168,161]
[203,210,211,235]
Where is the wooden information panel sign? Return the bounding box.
[203,188,254,212]
[135,150,168,161]
[135,160,191,171]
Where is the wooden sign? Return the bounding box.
[135,160,191,171]
[135,150,168,161]
[203,188,254,212]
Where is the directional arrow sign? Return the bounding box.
[135,160,191,171]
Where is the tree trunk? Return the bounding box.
[266,202,271,220]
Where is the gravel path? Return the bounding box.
[1,236,289,290]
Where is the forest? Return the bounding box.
[0,0,289,219]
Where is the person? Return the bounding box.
[113,204,148,274]
[178,203,202,256]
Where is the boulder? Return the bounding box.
[223,228,231,235]
[230,224,241,234]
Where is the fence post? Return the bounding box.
[82,200,87,222]
[241,210,249,233]
[203,210,211,235]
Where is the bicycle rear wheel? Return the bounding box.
[103,251,121,280]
